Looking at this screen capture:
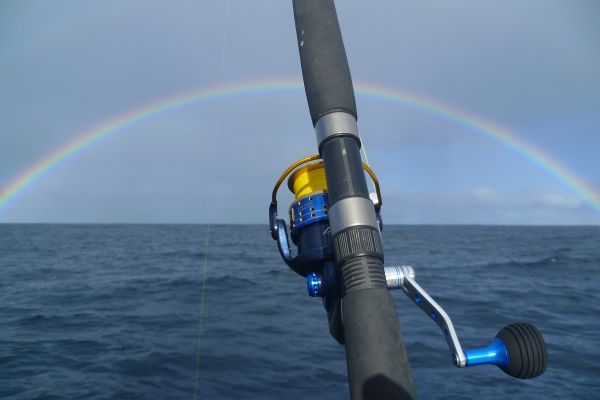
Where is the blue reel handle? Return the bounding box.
[465,323,547,379]
[464,337,508,369]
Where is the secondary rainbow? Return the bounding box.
[1,78,598,216]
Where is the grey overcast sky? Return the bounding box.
[1,0,599,224]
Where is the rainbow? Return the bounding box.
[1,78,599,216]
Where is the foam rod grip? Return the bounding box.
[292,0,357,126]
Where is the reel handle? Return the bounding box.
[309,266,549,379]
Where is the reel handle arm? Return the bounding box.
[394,266,467,367]
[388,266,548,378]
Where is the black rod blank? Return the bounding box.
[292,1,416,399]
[292,0,357,126]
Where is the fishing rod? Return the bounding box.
[269,1,548,398]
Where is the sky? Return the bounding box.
[0,0,599,224]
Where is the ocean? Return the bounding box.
[1,224,598,399]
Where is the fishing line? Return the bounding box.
[358,131,370,166]
[193,1,230,398]
[356,123,379,201]
[357,130,377,196]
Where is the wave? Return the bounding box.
[472,254,576,269]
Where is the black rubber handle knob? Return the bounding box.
[496,322,548,379]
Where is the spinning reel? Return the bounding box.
[269,154,382,277]
[269,155,547,380]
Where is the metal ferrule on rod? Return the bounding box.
[328,197,379,236]
[315,111,360,151]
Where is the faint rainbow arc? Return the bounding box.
[0,78,598,215]
[362,82,600,214]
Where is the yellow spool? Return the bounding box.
[271,154,382,210]
[287,162,328,200]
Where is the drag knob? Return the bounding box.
[496,322,548,379]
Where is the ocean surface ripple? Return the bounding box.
[1,224,598,399]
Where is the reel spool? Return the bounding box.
[269,155,382,277]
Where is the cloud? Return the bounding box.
[470,186,496,201]
[380,186,597,225]
[469,186,583,209]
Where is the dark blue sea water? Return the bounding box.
[1,224,599,399]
